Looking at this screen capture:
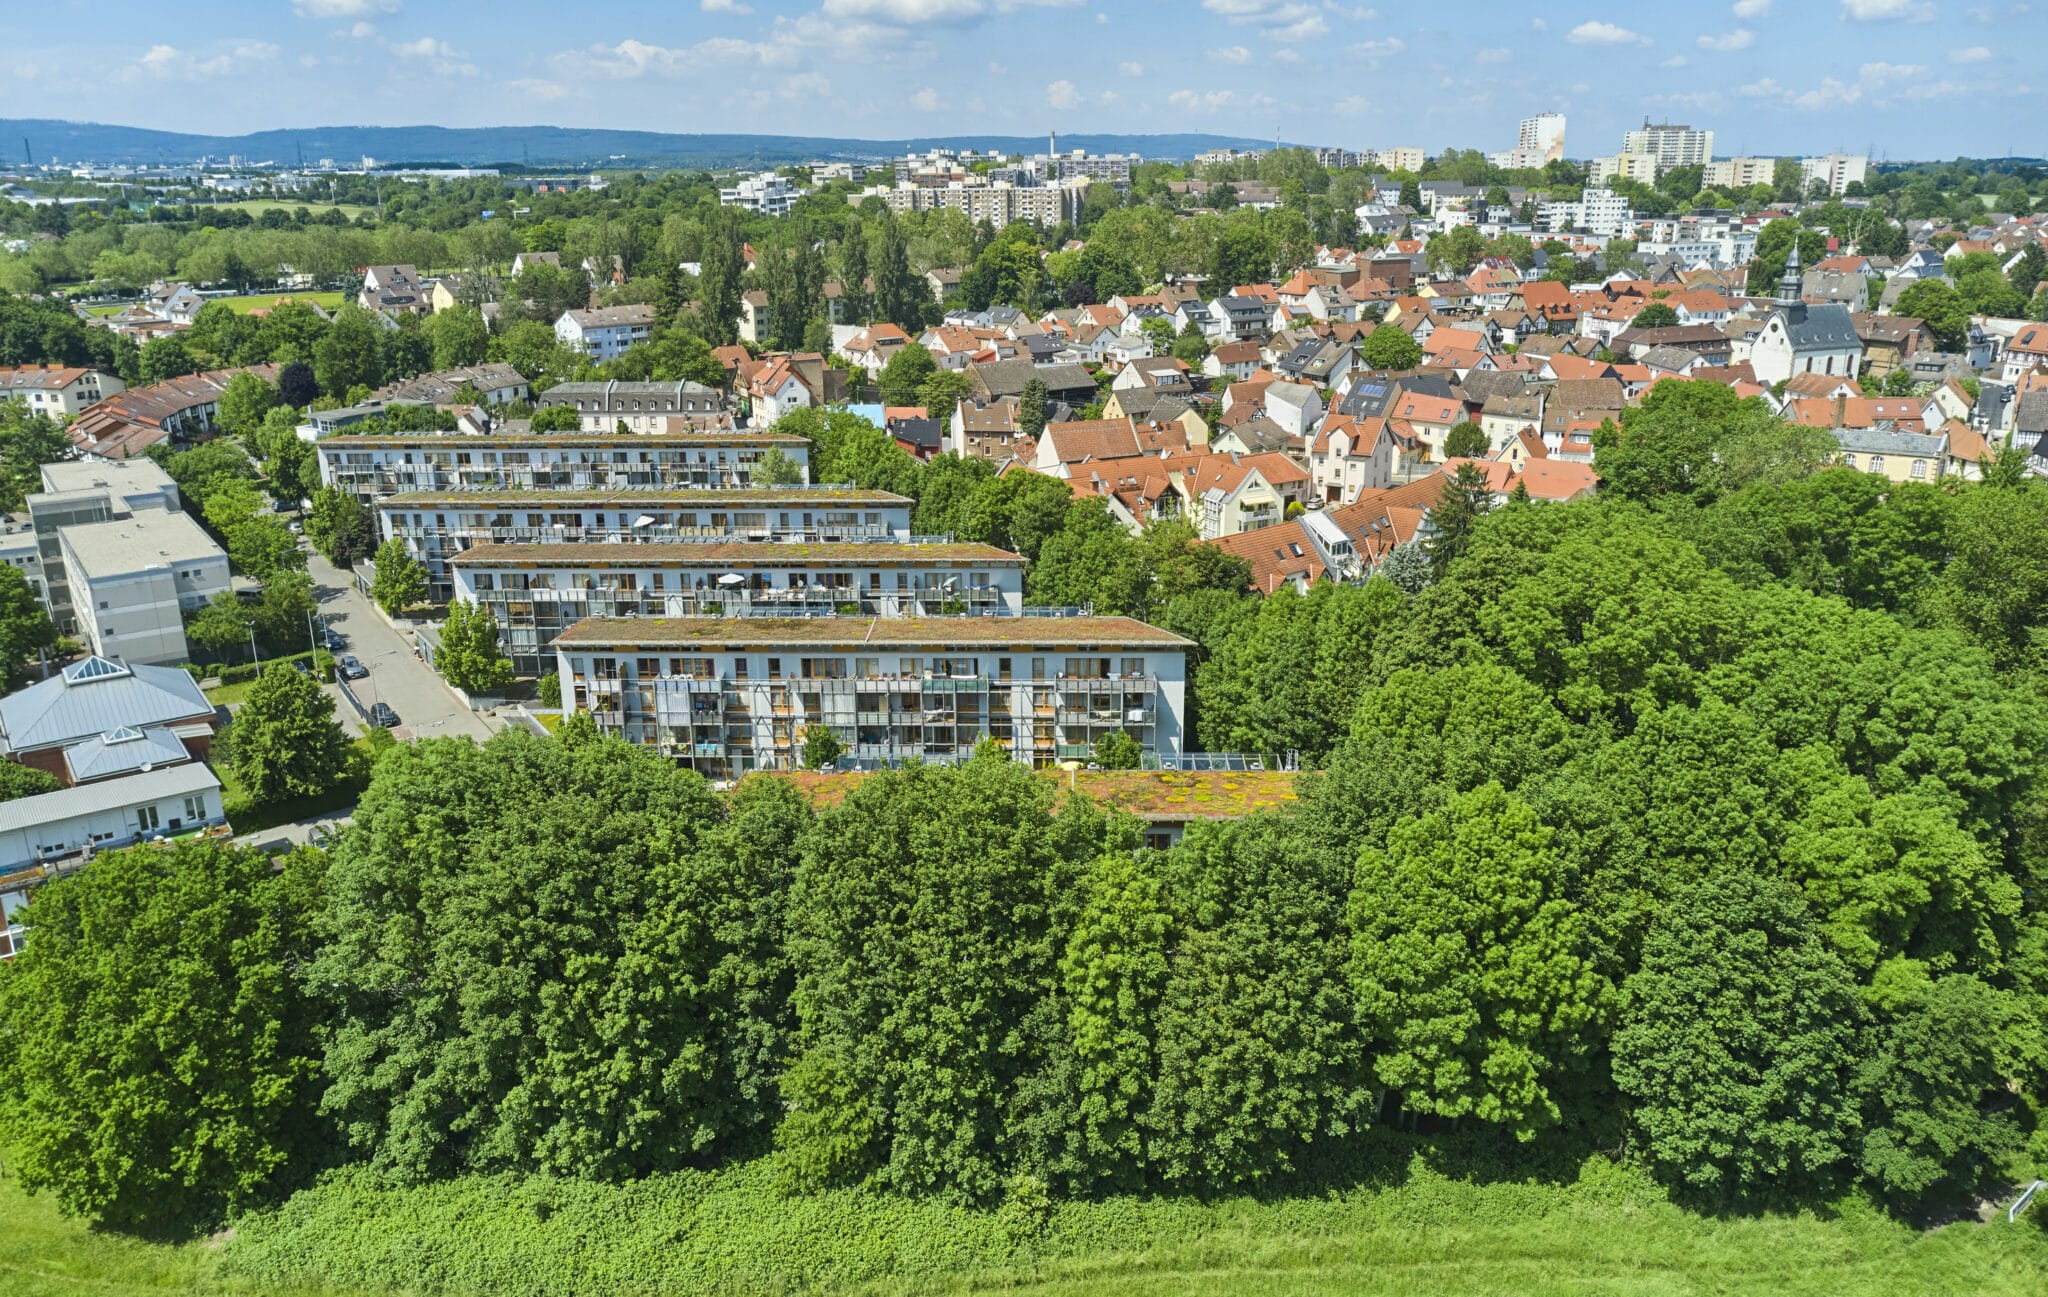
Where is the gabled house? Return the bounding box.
[1750,247,1863,385]
[1309,413,1396,504]
[836,323,912,377]
[1204,340,1264,381]
[359,264,428,315]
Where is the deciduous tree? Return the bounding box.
[0,840,327,1231]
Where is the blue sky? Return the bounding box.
[6,1,2041,157]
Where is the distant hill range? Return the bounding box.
[0,119,1279,169]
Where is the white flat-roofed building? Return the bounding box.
[378,488,917,599]
[36,458,180,513]
[58,510,230,666]
[1621,121,1713,169]
[317,431,809,503]
[552,615,1191,776]
[0,521,43,600]
[719,171,808,216]
[1802,153,1869,196]
[0,763,227,957]
[454,540,1028,675]
[555,305,656,362]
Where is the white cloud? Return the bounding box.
[1841,0,1935,18]
[1738,76,1783,96]
[1475,47,1510,64]
[700,0,753,10]
[1169,88,1238,111]
[292,0,399,16]
[347,20,377,37]
[510,78,568,101]
[1334,94,1371,114]
[1353,36,1405,59]
[1098,89,1118,104]
[910,86,940,109]
[1046,78,1082,109]
[1661,54,1690,67]
[389,36,452,58]
[1213,45,1251,63]
[1119,60,1144,76]
[127,39,279,80]
[1698,28,1755,50]
[780,72,830,98]
[552,36,792,78]
[820,0,985,20]
[1201,0,1328,41]
[1860,60,1923,80]
[1732,0,1773,15]
[988,60,1008,74]
[1950,45,1993,61]
[1529,16,1546,29]
[1566,21,1650,46]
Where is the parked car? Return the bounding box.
[320,628,346,651]
[338,655,367,680]
[289,658,313,677]
[369,702,399,728]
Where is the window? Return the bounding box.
[1842,454,1857,468]
[1911,459,1928,479]
[136,805,159,832]
[184,796,206,821]
[1867,456,1885,474]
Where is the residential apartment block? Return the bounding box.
[555,305,656,361]
[1621,121,1714,169]
[854,180,1084,231]
[552,615,1190,776]
[535,379,727,431]
[718,171,808,216]
[453,540,1026,674]
[58,510,230,666]
[317,431,809,503]
[377,487,916,597]
[0,365,124,418]
[1702,156,1777,190]
[25,459,184,635]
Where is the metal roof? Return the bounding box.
[0,762,219,838]
[0,658,213,755]
[62,726,192,783]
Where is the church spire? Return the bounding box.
[1776,240,1804,308]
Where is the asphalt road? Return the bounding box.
[304,548,496,744]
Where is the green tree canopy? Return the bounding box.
[224,663,353,805]
[1613,869,1862,1204]
[1348,783,1607,1140]
[0,840,327,1231]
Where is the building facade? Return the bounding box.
[718,171,807,216]
[553,615,1190,775]
[555,306,656,361]
[58,511,230,666]
[377,488,917,598]
[1801,153,1870,196]
[0,365,124,418]
[26,459,184,634]
[453,540,1027,674]
[1621,121,1713,168]
[317,432,808,502]
[535,380,726,431]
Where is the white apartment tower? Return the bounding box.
[1519,113,1566,164]
[1621,121,1715,170]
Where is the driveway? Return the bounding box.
[304,548,496,744]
